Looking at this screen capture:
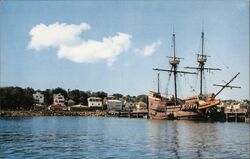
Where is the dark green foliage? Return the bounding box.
[0,87,34,110]
[123,95,136,102]
[79,91,90,105]
[53,87,68,99]
[92,91,107,99]
[68,89,81,103]
[67,89,91,105]
[112,93,123,99]
[136,94,147,103]
[42,89,53,105]
[102,104,107,110]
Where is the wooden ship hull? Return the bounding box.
[148,91,221,120]
[148,91,168,120]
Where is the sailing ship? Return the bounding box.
[148,29,240,120]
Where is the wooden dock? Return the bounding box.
[225,108,249,122]
[107,110,148,118]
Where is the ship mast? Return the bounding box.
[185,29,221,96]
[157,72,160,94]
[200,31,204,95]
[154,31,197,104]
[172,32,179,103]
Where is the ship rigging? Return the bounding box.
[148,27,240,120]
[185,29,221,97]
[153,31,197,104]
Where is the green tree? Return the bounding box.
[0,87,34,110]
[68,89,81,103]
[79,91,91,105]
[53,87,67,99]
[92,91,107,99]
[136,94,147,103]
[22,87,35,109]
[42,89,53,105]
[112,93,123,99]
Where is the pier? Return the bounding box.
[225,108,249,122]
[106,110,148,118]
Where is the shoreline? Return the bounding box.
[1,110,249,123]
[0,110,107,117]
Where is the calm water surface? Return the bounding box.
[0,116,249,159]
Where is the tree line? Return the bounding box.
[0,87,147,110]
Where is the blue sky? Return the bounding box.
[0,0,249,100]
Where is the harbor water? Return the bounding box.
[0,117,249,159]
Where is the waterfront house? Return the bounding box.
[47,93,67,111]
[33,92,44,104]
[136,101,147,110]
[33,92,46,110]
[124,101,136,111]
[53,93,65,105]
[224,101,249,113]
[48,103,67,111]
[223,100,249,122]
[103,96,116,105]
[107,100,123,111]
[88,97,103,107]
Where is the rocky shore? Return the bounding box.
[0,110,107,117]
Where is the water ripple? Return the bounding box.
[0,117,249,159]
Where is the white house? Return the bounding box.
[33,92,44,104]
[136,101,147,110]
[88,97,103,107]
[124,101,136,111]
[53,93,65,105]
[107,100,123,111]
[104,96,116,105]
[224,101,248,114]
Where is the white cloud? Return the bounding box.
[28,22,132,66]
[58,33,132,66]
[28,22,91,50]
[135,40,161,57]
